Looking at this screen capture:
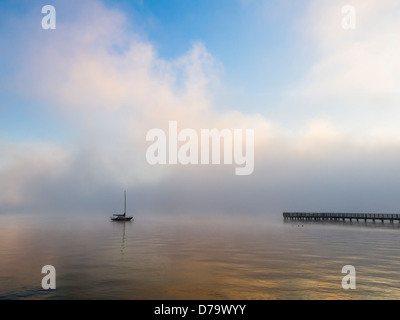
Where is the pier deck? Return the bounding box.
[283,212,400,223]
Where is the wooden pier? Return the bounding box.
[283,212,400,223]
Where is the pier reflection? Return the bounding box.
[284,218,400,230]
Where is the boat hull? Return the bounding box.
[111,217,133,222]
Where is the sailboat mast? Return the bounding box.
[124,190,126,216]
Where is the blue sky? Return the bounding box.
[0,0,314,142]
[0,0,312,141]
[104,0,314,111]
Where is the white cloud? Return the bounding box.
[297,0,400,97]
[0,0,274,210]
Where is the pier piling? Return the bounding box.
[283,212,400,223]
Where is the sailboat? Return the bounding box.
[111,191,133,221]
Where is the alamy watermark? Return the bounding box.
[41,265,56,290]
[146,121,255,175]
[41,5,56,30]
[342,5,356,30]
[341,265,356,289]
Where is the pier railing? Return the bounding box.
[283,212,400,223]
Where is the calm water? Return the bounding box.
[1,213,400,299]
